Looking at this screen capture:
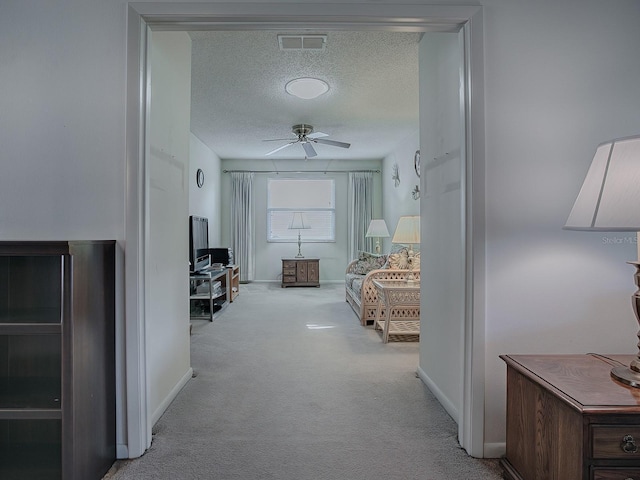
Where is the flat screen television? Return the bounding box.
[189,216,209,272]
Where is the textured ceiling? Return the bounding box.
[189,30,420,161]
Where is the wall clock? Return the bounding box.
[196,168,204,188]
[414,150,420,177]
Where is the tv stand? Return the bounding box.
[228,265,240,301]
[189,269,230,321]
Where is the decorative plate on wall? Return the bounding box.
[414,150,420,177]
[196,168,204,188]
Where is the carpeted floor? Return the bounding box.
[104,282,502,480]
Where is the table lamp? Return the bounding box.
[564,134,640,387]
[289,212,311,258]
[366,219,390,254]
[391,215,420,283]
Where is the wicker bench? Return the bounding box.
[345,253,420,326]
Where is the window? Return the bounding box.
[267,178,335,242]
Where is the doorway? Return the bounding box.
[125,2,485,459]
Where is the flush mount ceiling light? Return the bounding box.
[285,77,329,100]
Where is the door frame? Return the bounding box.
[125,2,485,458]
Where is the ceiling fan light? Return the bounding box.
[285,77,329,99]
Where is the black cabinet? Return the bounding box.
[0,241,116,480]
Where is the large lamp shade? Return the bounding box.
[366,219,390,254]
[564,134,640,388]
[565,135,640,231]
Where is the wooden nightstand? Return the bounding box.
[501,354,640,480]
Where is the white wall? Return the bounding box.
[147,31,192,426]
[190,134,222,246]
[220,159,382,281]
[2,0,640,460]
[481,0,640,455]
[417,31,464,427]
[0,1,124,241]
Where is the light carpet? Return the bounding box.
[104,282,501,480]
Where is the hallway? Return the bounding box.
[105,283,501,479]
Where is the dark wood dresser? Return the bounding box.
[281,258,319,287]
[501,354,640,480]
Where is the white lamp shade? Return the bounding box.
[289,212,311,230]
[365,219,390,238]
[565,135,640,231]
[392,216,420,244]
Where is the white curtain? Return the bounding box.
[348,172,374,261]
[231,172,255,282]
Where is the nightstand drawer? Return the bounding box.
[592,426,640,459]
[592,468,640,480]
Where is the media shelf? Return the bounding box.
[190,269,230,321]
[229,265,240,302]
[0,241,116,480]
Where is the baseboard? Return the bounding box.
[484,442,506,459]
[416,366,505,459]
[117,443,129,459]
[416,366,459,423]
[244,279,344,284]
[151,367,193,426]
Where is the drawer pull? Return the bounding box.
[621,434,639,454]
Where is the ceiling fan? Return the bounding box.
[264,124,351,158]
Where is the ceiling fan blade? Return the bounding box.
[307,132,329,139]
[263,138,295,142]
[312,138,351,149]
[265,143,295,156]
[302,142,318,158]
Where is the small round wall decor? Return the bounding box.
[196,168,204,188]
[414,150,420,177]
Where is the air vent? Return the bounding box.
[278,34,327,51]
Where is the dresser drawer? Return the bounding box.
[282,275,296,283]
[283,268,296,276]
[592,468,640,480]
[592,426,640,459]
[283,261,296,269]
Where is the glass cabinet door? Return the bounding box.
[0,419,62,480]
[0,254,64,479]
[0,334,62,409]
[0,256,63,324]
